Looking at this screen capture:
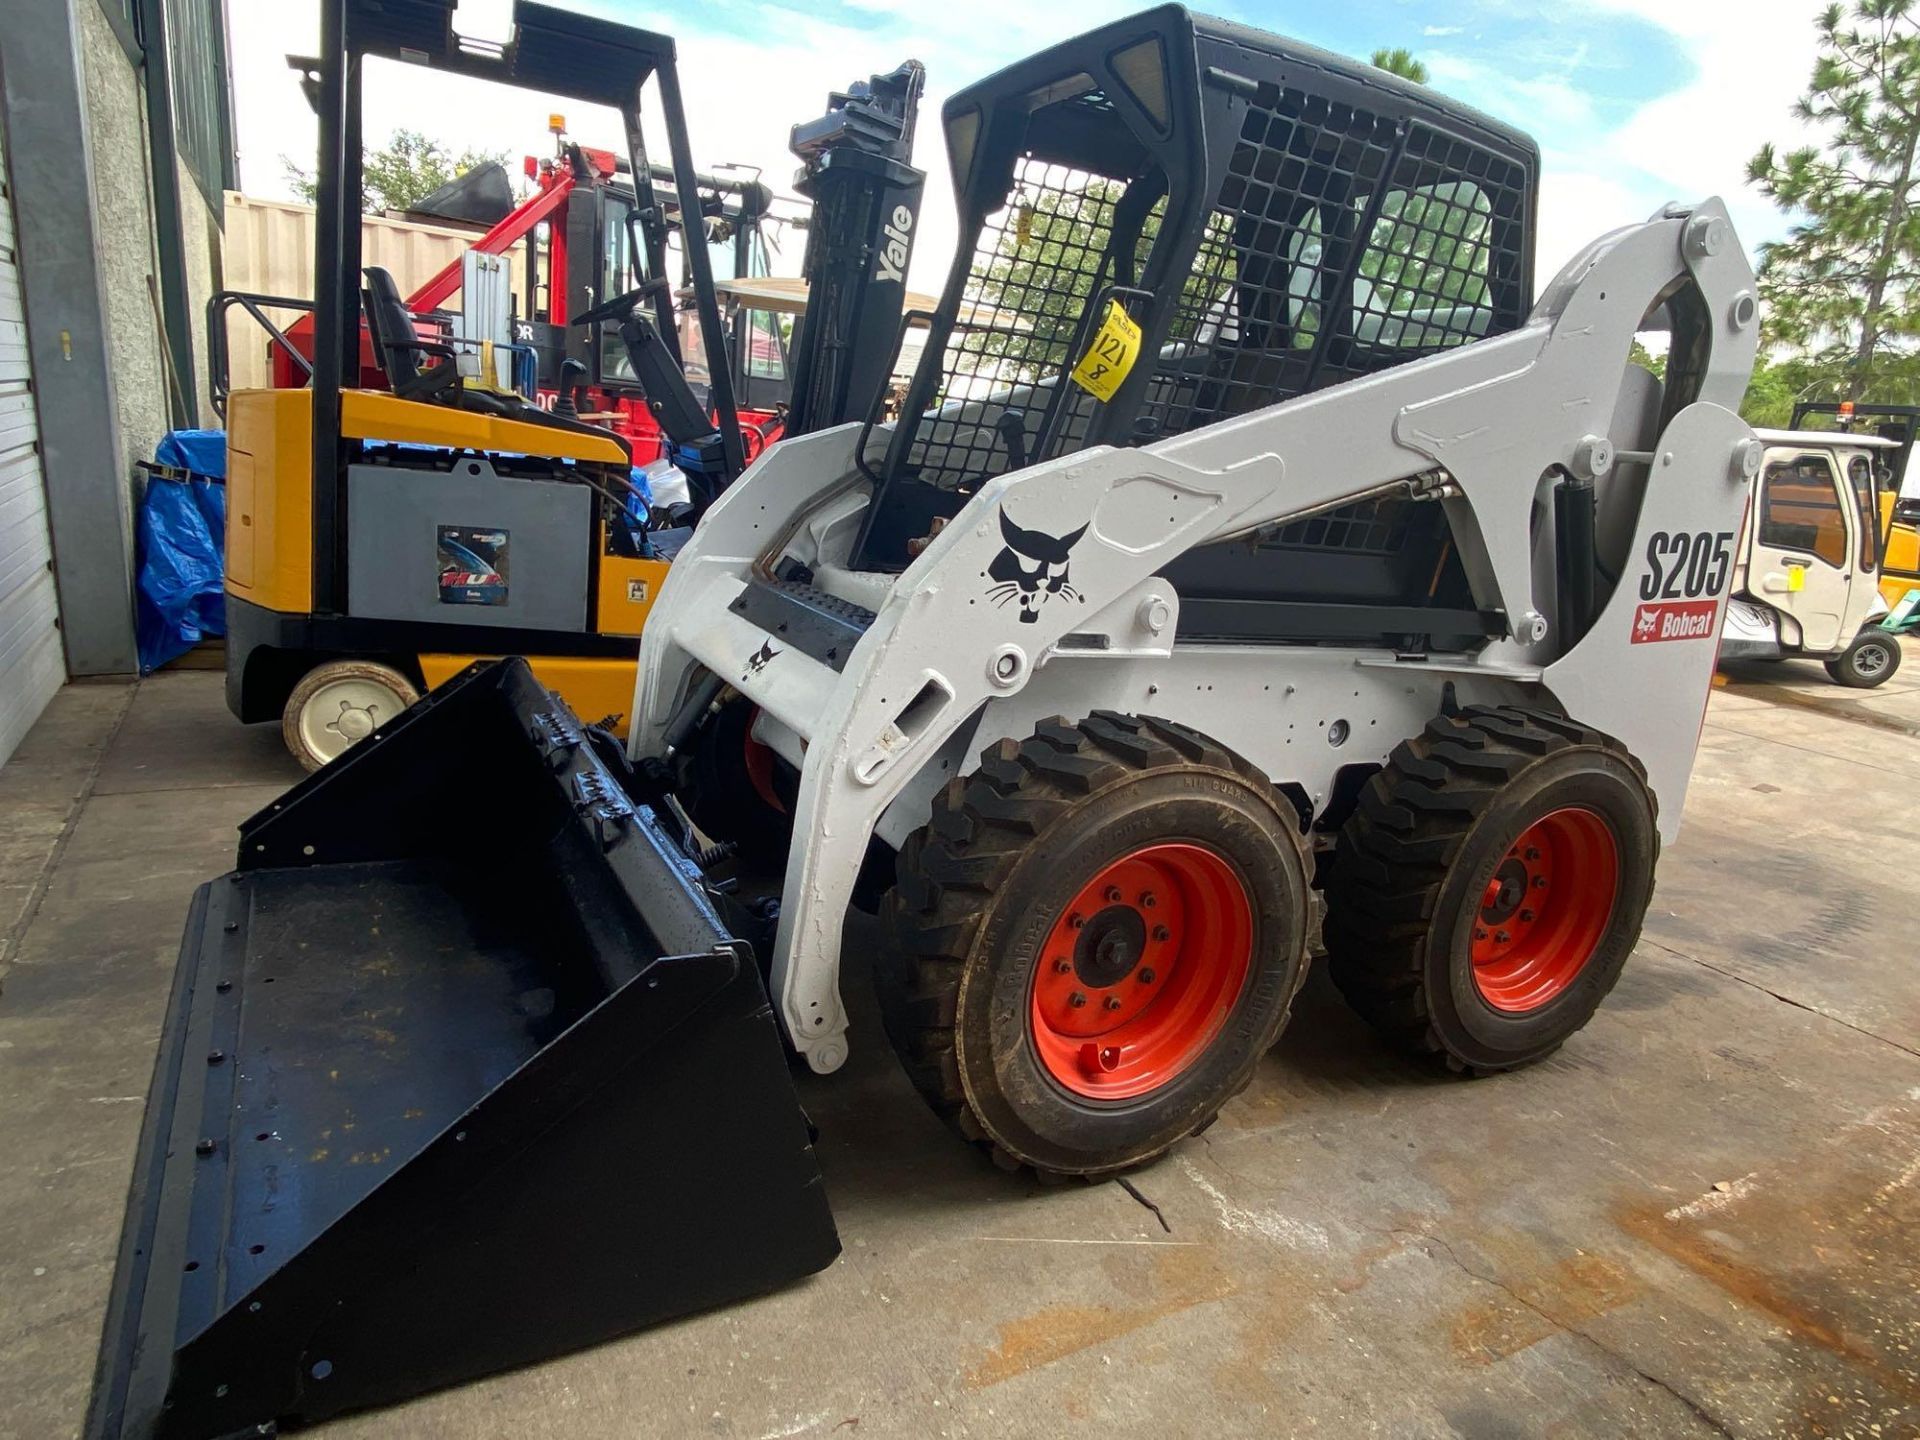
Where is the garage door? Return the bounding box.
[0,110,65,769]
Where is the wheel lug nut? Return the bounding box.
[1068,992,1087,1008]
[1138,968,1155,984]
[1495,929,1511,944]
[1067,913,1084,930]
[1103,886,1123,903]
[1524,847,1540,861]
[1532,876,1547,889]
[1151,925,1170,943]
[1139,892,1157,908]
[1519,909,1534,923]
[1054,958,1073,974]
[1104,995,1123,1011]
[1474,927,1487,940]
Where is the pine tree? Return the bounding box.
[1748,1,1920,403]
[1370,48,1430,85]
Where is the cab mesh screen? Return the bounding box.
[1139,94,1528,442]
[878,146,1130,489]
[879,82,1527,497]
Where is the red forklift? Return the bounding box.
[209,105,795,475]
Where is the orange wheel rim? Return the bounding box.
[1470,807,1618,1013]
[1027,843,1254,1101]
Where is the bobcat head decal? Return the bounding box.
[986,510,1088,624]
[743,639,779,679]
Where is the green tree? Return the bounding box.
[1629,340,1809,430]
[282,129,508,213]
[1740,358,1803,428]
[1737,353,1833,428]
[1370,48,1430,85]
[1748,1,1920,404]
[969,181,1127,381]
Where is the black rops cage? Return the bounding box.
[852,5,1538,649]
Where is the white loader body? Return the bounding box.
[630,199,1760,1074]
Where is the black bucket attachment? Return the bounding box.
[88,659,839,1440]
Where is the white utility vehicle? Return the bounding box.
[1721,429,1902,686]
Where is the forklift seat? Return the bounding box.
[361,266,634,466]
[363,266,463,405]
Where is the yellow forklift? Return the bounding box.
[225,3,927,768]
[223,1,744,769]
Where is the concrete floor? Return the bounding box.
[2,666,1917,1439]
[1718,643,1920,740]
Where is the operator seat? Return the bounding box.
[360,266,633,465]
[362,265,462,405]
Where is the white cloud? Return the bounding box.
[1534,166,1647,284]
[1375,2,1820,286]
[226,0,1825,303]
[1424,50,1601,134]
[1548,0,1818,276]
[229,0,1156,293]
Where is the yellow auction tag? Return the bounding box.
[1070,300,1142,402]
[1786,566,1805,592]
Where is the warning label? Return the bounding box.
[1070,300,1142,402]
[1631,600,1717,644]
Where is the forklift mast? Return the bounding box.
[783,61,927,437]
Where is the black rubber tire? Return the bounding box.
[678,700,796,869]
[878,712,1311,1179]
[1324,705,1658,1074]
[1824,628,1903,688]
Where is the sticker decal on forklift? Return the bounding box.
[1070,300,1142,402]
[1632,599,1718,643]
[986,510,1088,623]
[438,526,509,606]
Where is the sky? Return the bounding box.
[226,0,1826,296]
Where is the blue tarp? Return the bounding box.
[156,429,228,479]
[135,430,228,674]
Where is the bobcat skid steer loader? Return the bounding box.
[91,8,1760,1437]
